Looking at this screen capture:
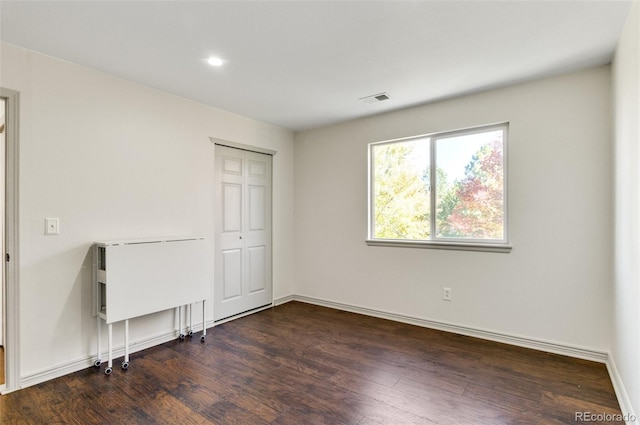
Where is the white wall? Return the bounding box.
[0,34,627,397]
[0,42,295,380]
[612,0,640,419]
[294,66,612,352]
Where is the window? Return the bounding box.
[368,123,510,252]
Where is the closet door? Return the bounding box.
[214,145,272,321]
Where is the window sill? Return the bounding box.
[365,239,512,253]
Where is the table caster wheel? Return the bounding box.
[200,335,205,342]
[179,333,185,340]
[94,360,102,368]
[188,330,193,337]
[104,367,112,375]
[121,362,129,370]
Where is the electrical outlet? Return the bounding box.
[443,287,452,301]
[45,218,60,235]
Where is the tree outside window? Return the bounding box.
[370,124,507,246]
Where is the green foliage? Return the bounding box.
[373,137,504,241]
[437,139,504,239]
[373,142,430,239]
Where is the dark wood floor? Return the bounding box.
[0,302,623,424]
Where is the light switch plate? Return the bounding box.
[45,218,60,235]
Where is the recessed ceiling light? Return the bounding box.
[206,57,224,67]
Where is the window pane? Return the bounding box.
[435,129,504,240]
[373,139,430,240]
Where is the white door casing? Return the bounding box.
[214,145,272,321]
[1,87,20,393]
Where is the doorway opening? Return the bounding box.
[1,87,20,393]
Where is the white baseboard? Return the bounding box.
[18,300,278,390]
[607,356,639,425]
[274,294,295,306]
[214,303,274,325]
[284,294,609,363]
[281,296,640,420]
[278,294,640,422]
[19,319,215,390]
[17,292,627,418]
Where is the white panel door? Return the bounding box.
[214,145,272,321]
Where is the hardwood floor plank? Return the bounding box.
[463,383,547,423]
[137,390,212,425]
[0,389,50,425]
[541,391,626,425]
[0,301,623,425]
[328,371,466,424]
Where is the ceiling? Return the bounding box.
[0,1,633,132]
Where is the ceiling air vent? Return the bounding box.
[360,92,390,104]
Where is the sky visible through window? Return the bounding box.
[437,130,502,184]
[407,130,502,184]
[372,126,506,242]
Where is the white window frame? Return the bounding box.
[367,123,512,253]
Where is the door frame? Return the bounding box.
[1,88,21,393]
[210,137,276,322]
[210,137,277,157]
